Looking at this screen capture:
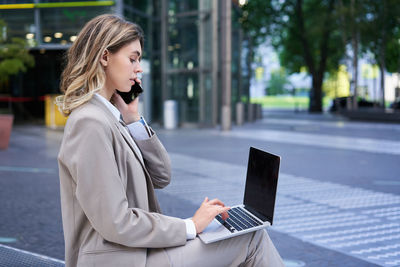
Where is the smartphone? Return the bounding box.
[116,82,143,104]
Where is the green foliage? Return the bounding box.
[0,20,35,92]
[336,0,365,53]
[267,68,291,95]
[240,0,274,47]
[241,0,345,112]
[360,0,400,66]
[385,29,400,73]
[275,0,345,75]
[240,95,248,103]
[242,0,345,75]
[240,0,400,111]
[251,95,332,109]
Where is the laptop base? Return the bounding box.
[198,205,270,244]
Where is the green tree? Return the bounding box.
[360,0,400,107]
[0,19,35,94]
[277,0,345,112]
[240,1,275,103]
[267,68,290,95]
[337,0,366,109]
[242,0,345,112]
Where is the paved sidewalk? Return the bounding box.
[1,110,399,266]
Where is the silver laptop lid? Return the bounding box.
[243,147,280,225]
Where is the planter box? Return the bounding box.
[339,108,400,123]
[0,114,13,150]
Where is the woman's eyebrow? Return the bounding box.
[131,51,141,57]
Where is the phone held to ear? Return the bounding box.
[117,82,143,104]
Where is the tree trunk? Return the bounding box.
[352,33,359,109]
[296,0,334,113]
[379,61,385,109]
[245,36,254,104]
[310,71,323,112]
[379,1,386,109]
[351,0,359,109]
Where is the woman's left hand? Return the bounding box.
[112,78,141,124]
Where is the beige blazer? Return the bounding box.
[58,96,187,267]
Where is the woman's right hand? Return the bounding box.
[191,197,230,234]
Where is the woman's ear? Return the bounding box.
[100,49,109,67]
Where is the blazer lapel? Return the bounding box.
[89,96,161,213]
[89,96,145,166]
[115,121,161,213]
[114,121,145,166]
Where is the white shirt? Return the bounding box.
[94,93,196,240]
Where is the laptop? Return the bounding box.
[198,147,280,244]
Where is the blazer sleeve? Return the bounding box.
[135,129,172,189]
[61,117,186,248]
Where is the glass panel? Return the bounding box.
[203,72,213,124]
[150,14,162,121]
[124,13,150,58]
[0,10,35,44]
[124,0,149,14]
[151,62,162,121]
[167,15,198,69]
[168,73,198,123]
[40,6,112,45]
[169,0,198,13]
[198,0,213,124]
[231,6,242,105]
[231,30,240,105]
[198,0,212,67]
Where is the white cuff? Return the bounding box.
[184,219,197,240]
[127,117,152,140]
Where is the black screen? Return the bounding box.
[243,147,280,225]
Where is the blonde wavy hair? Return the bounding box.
[56,14,144,116]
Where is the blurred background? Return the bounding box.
[1,0,250,128]
[1,0,399,129]
[1,1,400,266]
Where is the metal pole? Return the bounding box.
[146,3,153,122]
[211,0,218,126]
[220,0,231,131]
[198,0,205,124]
[161,0,168,103]
[34,0,41,46]
[115,0,123,17]
[238,28,243,103]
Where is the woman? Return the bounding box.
[57,14,284,267]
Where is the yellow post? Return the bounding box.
[45,94,67,128]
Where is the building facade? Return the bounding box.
[0,0,248,126]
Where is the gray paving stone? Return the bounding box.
[0,112,398,266]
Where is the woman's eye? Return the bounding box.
[130,59,136,63]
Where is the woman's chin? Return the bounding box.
[116,87,131,93]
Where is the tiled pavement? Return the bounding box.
[0,110,399,266]
[162,152,400,266]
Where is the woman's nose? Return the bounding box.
[135,63,143,73]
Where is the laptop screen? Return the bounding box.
[243,147,280,224]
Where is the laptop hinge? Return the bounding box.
[243,205,270,223]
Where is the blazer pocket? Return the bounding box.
[80,234,127,255]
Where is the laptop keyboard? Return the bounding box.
[215,207,262,233]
